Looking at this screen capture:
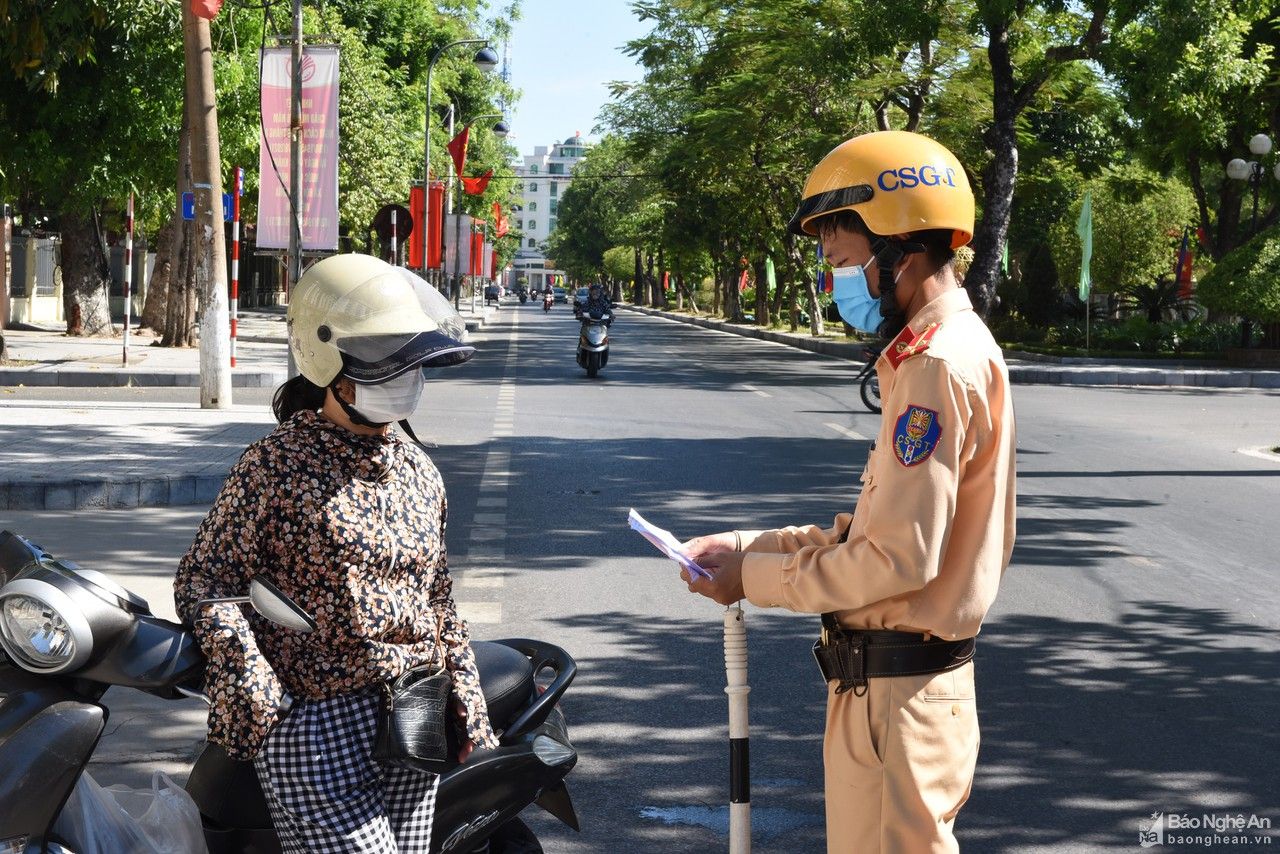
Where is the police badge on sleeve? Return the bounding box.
[892,404,942,467]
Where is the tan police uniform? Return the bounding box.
[737,286,1016,853]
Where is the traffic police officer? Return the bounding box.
[684,130,1016,853]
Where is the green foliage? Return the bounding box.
[1197,225,1280,323]
[1048,163,1197,296]
[993,314,1244,355]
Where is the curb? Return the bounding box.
[1,473,229,511]
[0,369,286,388]
[621,306,1280,390]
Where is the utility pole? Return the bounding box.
[182,0,231,408]
[286,0,304,378]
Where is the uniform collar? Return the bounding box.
[879,287,972,371]
[907,286,972,335]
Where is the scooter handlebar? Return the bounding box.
[491,638,577,740]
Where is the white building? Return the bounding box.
[509,133,590,290]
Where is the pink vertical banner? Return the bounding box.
[257,45,340,251]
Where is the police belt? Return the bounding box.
[813,615,975,695]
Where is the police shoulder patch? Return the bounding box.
[892,404,942,467]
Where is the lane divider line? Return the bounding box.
[825,422,870,442]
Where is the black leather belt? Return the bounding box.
[813,618,975,695]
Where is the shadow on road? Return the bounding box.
[964,604,1280,851]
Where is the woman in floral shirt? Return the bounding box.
[176,255,495,852]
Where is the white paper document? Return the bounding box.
[627,508,712,579]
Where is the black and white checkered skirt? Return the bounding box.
[254,691,440,853]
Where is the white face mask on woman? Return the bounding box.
[352,369,425,424]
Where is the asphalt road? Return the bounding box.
[2,302,1278,852]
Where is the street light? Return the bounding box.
[1224,133,1279,348]
[1225,132,1280,237]
[423,40,498,286]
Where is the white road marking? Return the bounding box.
[458,309,523,625]
[740,384,772,398]
[825,422,870,441]
[1237,446,1280,464]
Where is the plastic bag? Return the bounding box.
[51,770,209,854]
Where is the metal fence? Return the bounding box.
[8,235,61,297]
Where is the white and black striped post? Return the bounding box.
[122,193,134,365]
[725,604,751,853]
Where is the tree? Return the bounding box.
[1198,225,1280,346]
[0,0,186,335]
[1049,164,1196,298]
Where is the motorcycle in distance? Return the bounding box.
[0,530,580,854]
[574,307,611,378]
[856,343,883,413]
[542,291,553,313]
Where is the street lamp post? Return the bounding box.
[1225,133,1279,347]
[423,40,498,290]
[451,113,509,309]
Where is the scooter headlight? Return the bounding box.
[0,579,92,673]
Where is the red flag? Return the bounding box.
[663,271,671,291]
[463,169,493,196]
[739,269,749,292]
[446,127,470,179]
[493,202,509,237]
[1175,226,1195,299]
[191,0,224,18]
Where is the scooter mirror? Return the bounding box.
[249,578,317,633]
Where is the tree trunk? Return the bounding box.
[633,247,644,304]
[965,21,1019,318]
[60,210,115,337]
[162,218,197,347]
[142,214,180,333]
[656,245,666,307]
[645,251,659,307]
[183,0,230,407]
[753,257,770,326]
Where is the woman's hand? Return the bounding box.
[453,697,476,763]
[681,531,739,563]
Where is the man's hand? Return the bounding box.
[681,531,739,563]
[681,551,746,606]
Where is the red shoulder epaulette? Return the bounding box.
[885,322,941,370]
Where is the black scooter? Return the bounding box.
[856,344,883,413]
[0,530,579,854]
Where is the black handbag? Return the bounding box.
[371,617,455,773]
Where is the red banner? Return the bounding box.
[470,230,484,276]
[191,0,224,19]
[407,183,445,270]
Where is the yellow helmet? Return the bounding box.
[789,130,974,249]
[288,254,473,387]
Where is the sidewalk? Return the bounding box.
[622,305,1280,390]
[0,303,498,511]
[0,303,497,388]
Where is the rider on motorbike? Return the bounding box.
[174,254,496,851]
[575,283,613,323]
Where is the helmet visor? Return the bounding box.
[339,330,475,384]
[788,184,875,235]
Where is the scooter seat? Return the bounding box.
[471,641,535,732]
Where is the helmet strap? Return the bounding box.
[870,236,924,339]
[330,379,388,429]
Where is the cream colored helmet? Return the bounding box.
[287,254,474,387]
[789,130,974,248]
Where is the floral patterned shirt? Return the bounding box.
[175,409,499,760]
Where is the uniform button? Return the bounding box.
[951,704,961,716]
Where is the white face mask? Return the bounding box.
[352,370,425,424]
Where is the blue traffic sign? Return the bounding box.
[181,192,233,222]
